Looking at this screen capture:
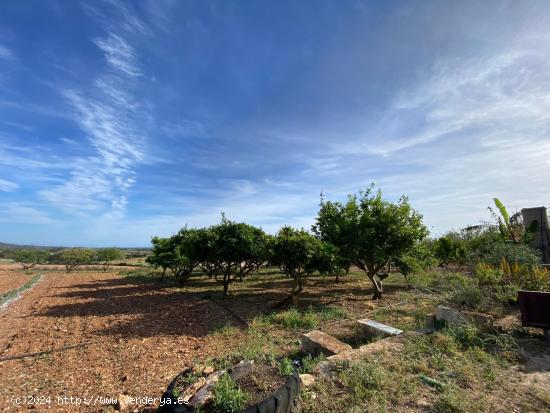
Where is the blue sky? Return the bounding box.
[1,0,550,247]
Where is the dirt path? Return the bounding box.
[0,272,233,412]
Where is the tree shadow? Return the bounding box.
[38,277,234,338]
[38,271,411,339]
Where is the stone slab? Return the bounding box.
[356,319,403,338]
[301,330,352,356]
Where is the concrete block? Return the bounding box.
[435,306,469,326]
[356,319,403,339]
[301,330,352,356]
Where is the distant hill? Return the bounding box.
[0,242,149,251]
[0,241,62,250]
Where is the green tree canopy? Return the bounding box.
[96,248,125,271]
[209,217,269,295]
[13,249,49,274]
[314,186,428,299]
[146,237,173,278]
[58,248,95,273]
[270,226,330,304]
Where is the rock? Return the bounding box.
[229,360,254,380]
[202,366,214,375]
[356,319,403,339]
[188,370,225,408]
[435,306,494,330]
[436,306,469,326]
[301,330,352,356]
[315,332,417,376]
[116,394,133,411]
[299,374,315,387]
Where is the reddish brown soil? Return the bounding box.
[0,270,31,295]
[0,270,235,412]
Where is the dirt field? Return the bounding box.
[0,266,549,412]
[0,268,238,412]
[0,265,31,295]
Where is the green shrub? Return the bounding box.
[448,282,484,310]
[445,324,518,356]
[434,236,468,268]
[473,242,540,267]
[212,373,249,412]
[316,305,349,321]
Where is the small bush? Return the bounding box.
[445,324,518,356]
[212,373,249,413]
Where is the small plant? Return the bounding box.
[298,354,326,374]
[316,305,349,321]
[278,357,294,376]
[212,373,249,413]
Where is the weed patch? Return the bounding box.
[0,274,41,308]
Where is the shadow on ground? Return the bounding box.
[37,272,403,340]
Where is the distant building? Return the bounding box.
[521,207,550,264]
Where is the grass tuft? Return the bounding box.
[212,372,249,413]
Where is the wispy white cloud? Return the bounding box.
[40,3,151,217]
[0,178,18,192]
[333,30,550,156]
[93,33,142,77]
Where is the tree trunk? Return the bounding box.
[368,273,383,300]
[290,275,303,306]
[223,274,229,296]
